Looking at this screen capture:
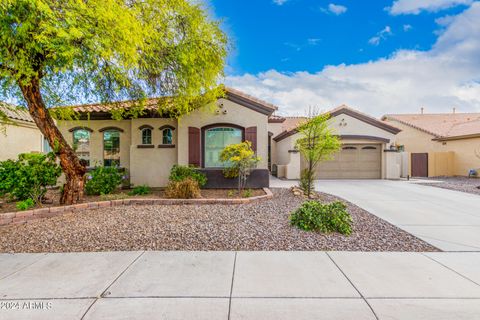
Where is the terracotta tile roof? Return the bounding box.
[268,114,286,123]
[0,103,34,123]
[383,113,480,140]
[273,105,400,142]
[57,88,278,116]
[224,87,278,112]
[57,98,167,114]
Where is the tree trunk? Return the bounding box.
[19,78,86,204]
[307,160,313,197]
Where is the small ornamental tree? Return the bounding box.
[220,141,260,192]
[296,112,341,197]
[0,0,227,204]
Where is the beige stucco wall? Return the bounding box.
[385,119,480,176]
[177,98,269,169]
[129,118,177,187]
[268,122,285,166]
[57,98,269,187]
[57,119,132,169]
[0,121,43,161]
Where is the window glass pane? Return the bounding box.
[142,128,152,145]
[162,128,172,145]
[73,129,90,166]
[43,137,52,153]
[204,127,242,168]
[104,130,120,167]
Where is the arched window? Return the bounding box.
[342,146,357,150]
[362,146,377,150]
[162,128,173,145]
[72,129,91,166]
[141,128,152,145]
[204,126,242,168]
[103,130,120,167]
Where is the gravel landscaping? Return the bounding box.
[0,188,438,253]
[418,177,480,196]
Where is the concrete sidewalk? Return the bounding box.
[1,251,480,319]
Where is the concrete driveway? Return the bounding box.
[312,180,480,251]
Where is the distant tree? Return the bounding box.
[296,111,341,197]
[0,0,227,204]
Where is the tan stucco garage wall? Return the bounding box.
[177,98,269,169]
[273,113,398,180]
[129,118,178,187]
[58,120,132,169]
[0,121,43,161]
[329,114,397,143]
[385,120,480,176]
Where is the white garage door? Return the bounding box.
[313,144,382,179]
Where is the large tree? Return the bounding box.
[0,0,227,204]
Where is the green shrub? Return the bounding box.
[0,153,61,204]
[128,185,151,196]
[16,198,35,211]
[168,165,207,187]
[290,200,353,235]
[165,177,201,199]
[222,166,238,179]
[242,189,253,198]
[85,167,124,195]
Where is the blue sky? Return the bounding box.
[210,0,480,116]
[212,0,455,74]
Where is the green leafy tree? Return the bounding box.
[220,141,260,192]
[296,112,341,197]
[0,0,227,204]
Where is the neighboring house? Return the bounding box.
[0,103,50,161]
[55,88,276,188]
[383,111,480,177]
[271,105,402,180]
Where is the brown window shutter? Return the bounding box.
[245,126,257,152]
[188,127,201,167]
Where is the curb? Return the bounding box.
[0,188,273,227]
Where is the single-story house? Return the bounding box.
[270,105,403,180]
[3,90,407,185]
[0,104,50,161]
[56,88,276,188]
[382,110,480,177]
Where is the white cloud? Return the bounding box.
[389,0,473,15]
[328,3,348,15]
[226,3,480,117]
[368,26,392,46]
[272,0,288,5]
[403,24,413,31]
[307,38,321,45]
